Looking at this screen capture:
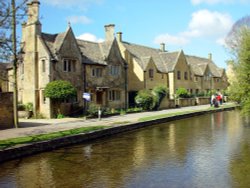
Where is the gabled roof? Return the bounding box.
[186,55,222,77]
[77,40,108,65]
[40,26,121,66]
[159,51,181,72]
[41,27,77,59]
[122,42,181,73]
[41,32,67,57]
[77,38,123,66]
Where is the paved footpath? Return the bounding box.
[0,103,232,141]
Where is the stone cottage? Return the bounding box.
[12,1,127,118]
[117,31,228,103]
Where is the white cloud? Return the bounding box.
[154,9,233,47]
[186,10,233,38]
[216,37,226,45]
[191,0,250,5]
[77,33,104,42]
[154,33,189,46]
[67,16,92,25]
[43,0,103,10]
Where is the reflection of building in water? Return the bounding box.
[83,145,92,159]
[168,124,176,153]
[215,112,223,127]
[16,158,54,187]
[133,134,146,166]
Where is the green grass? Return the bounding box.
[0,126,109,150]
[110,121,131,126]
[139,103,239,122]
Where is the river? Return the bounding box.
[0,110,250,188]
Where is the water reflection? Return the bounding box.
[0,110,250,187]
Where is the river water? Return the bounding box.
[0,110,250,188]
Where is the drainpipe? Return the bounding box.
[124,64,128,110]
[83,62,87,114]
[144,71,146,89]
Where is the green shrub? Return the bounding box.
[135,90,154,110]
[25,102,33,111]
[152,85,168,109]
[45,80,77,100]
[176,88,189,98]
[18,103,25,111]
[87,103,99,117]
[57,114,65,119]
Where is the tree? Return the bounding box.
[225,16,250,56]
[228,17,250,115]
[0,0,28,128]
[44,80,77,116]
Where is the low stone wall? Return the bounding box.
[197,97,210,105]
[179,98,196,107]
[0,92,14,129]
[159,97,210,109]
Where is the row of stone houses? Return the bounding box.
[0,0,228,118]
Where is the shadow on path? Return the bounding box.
[19,122,49,128]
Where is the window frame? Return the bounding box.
[149,69,154,79]
[92,67,103,77]
[63,58,77,72]
[177,71,181,80]
[110,65,120,76]
[184,72,188,80]
[108,90,121,101]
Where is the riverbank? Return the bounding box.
[0,103,239,163]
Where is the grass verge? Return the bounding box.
[139,103,239,122]
[0,126,109,150]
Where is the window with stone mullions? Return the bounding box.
[92,68,102,77]
[63,59,76,72]
[110,65,120,76]
[109,90,121,101]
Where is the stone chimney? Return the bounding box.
[208,53,212,60]
[27,0,40,24]
[160,43,166,52]
[117,32,122,42]
[104,24,115,41]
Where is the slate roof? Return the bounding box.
[41,32,67,57]
[122,42,181,73]
[159,51,180,72]
[186,55,223,77]
[77,39,117,66]
[40,27,224,78]
[41,27,116,66]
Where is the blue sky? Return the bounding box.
[30,0,250,68]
